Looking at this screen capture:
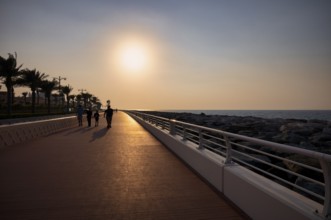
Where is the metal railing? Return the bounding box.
[126,110,331,218]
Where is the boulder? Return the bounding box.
[310,133,331,143]
[323,127,331,135]
[277,133,307,144]
[233,153,271,170]
[283,154,320,175]
[299,141,317,150]
[295,177,324,200]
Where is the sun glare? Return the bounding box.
[108,33,161,77]
[119,44,148,72]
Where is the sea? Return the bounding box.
[160,110,331,121]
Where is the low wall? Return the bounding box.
[0,116,77,148]
[130,114,324,220]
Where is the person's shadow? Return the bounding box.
[90,127,108,142]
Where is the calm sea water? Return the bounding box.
[161,110,331,121]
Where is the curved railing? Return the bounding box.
[126,110,331,219]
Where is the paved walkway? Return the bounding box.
[0,112,248,220]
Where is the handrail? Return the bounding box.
[126,110,331,218]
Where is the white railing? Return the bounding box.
[126,110,331,219]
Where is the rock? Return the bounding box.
[280,122,304,132]
[295,177,324,199]
[308,119,328,125]
[310,133,331,143]
[267,161,297,182]
[233,153,271,170]
[292,127,316,136]
[274,133,307,144]
[299,141,317,150]
[280,122,325,136]
[283,155,320,174]
[323,127,331,135]
[305,122,325,132]
[237,130,255,137]
[211,121,222,126]
[257,131,278,141]
[321,142,331,154]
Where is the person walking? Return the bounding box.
[86,108,92,127]
[104,105,114,128]
[94,110,100,127]
[77,105,84,126]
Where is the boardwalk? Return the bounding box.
[0,112,248,220]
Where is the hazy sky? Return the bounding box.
[1,0,330,110]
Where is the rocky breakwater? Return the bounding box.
[143,111,331,201]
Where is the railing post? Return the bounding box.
[170,119,176,135]
[182,126,187,141]
[224,134,233,164]
[198,129,204,149]
[320,159,331,219]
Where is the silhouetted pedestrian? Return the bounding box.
[86,108,92,127]
[104,105,114,128]
[94,110,100,127]
[77,105,84,126]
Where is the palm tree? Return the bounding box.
[52,94,59,105]
[40,80,56,114]
[0,52,23,115]
[91,96,98,104]
[17,68,48,113]
[81,92,92,108]
[94,98,102,110]
[62,85,73,113]
[68,95,76,109]
[91,96,101,109]
[76,94,82,107]
[36,88,42,105]
[22,92,28,104]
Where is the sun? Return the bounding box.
[108,33,160,76]
[117,42,150,73]
[119,44,148,72]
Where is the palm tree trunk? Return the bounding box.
[47,95,51,114]
[37,90,40,105]
[66,96,69,113]
[12,87,14,105]
[32,90,36,113]
[5,83,12,116]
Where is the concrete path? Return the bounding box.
[0,111,248,220]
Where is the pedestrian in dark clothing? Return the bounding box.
[86,108,92,127]
[104,105,114,128]
[94,110,100,127]
[77,105,84,126]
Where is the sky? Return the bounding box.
[1,0,331,110]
